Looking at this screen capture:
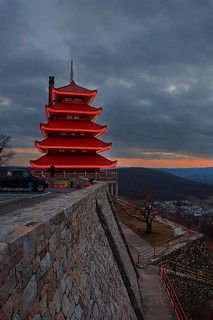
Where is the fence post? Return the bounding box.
[158,263,161,275]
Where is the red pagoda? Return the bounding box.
[30,66,117,172]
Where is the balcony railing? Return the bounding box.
[32,171,118,181]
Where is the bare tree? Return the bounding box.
[126,186,163,234]
[0,133,15,166]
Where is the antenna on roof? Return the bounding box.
[70,60,74,83]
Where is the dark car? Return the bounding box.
[0,169,48,192]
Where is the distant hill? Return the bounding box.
[159,167,213,185]
[115,167,213,201]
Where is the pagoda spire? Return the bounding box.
[70,60,74,83]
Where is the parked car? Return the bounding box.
[0,169,48,192]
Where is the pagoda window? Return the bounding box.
[71,150,75,153]
[74,115,79,120]
[59,149,65,152]
[64,98,73,102]
[67,114,73,119]
[80,132,85,136]
[61,132,66,136]
[82,150,87,153]
[71,132,75,136]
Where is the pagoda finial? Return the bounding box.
[70,60,74,83]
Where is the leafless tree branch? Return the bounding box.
[0,133,15,166]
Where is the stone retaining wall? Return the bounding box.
[0,182,143,320]
[162,236,213,273]
[159,235,213,319]
[168,273,213,319]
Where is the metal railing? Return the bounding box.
[137,228,199,263]
[161,260,213,284]
[32,171,118,181]
[159,262,188,320]
[158,214,196,230]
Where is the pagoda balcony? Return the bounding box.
[32,170,118,181]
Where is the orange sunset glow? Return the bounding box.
[9,148,213,168]
[116,157,213,168]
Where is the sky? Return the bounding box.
[1,0,213,168]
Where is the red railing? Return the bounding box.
[137,228,199,263]
[118,199,198,232]
[159,262,188,320]
[158,214,196,230]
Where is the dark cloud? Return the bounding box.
[1,0,213,165]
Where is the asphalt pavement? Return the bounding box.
[0,187,74,216]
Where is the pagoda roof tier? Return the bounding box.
[30,153,117,169]
[55,80,97,95]
[40,120,107,138]
[35,137,112,154]
[52,80,97,105]
[46,104,102,121]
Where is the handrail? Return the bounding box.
[32,171,118,181]
[158,214,197,230]
[137,228,199,263]
[159,262,188,320]
[161,260,213,284]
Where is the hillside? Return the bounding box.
[116,167,213,200]
[159,167,213,185]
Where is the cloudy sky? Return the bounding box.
[1,0,213,168]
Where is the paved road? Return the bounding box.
[0,187,74,216]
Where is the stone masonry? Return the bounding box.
[0,182,143,320]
